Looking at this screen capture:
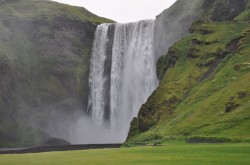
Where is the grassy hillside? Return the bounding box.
[0,143,249,165]
[0,0,113,147]
[126,0,250,145]
[0,0,111,23]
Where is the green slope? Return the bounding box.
[0,0,111,23]
[126,0,250,145]
[0,0,113,147]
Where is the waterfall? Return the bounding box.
[52,0,203,144]
[87,20,158,142]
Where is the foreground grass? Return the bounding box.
[0,143,249,165]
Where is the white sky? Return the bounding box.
[50,0,177,23]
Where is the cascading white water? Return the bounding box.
[87,20,158,142]
[44,0,203,144]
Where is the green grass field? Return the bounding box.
[0,143,249,165]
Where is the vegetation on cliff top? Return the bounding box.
[0,0,113,24]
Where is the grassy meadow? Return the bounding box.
[0,143,249,165]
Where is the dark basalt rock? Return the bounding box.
[156,49,178,80]
[203,0,248,21]
[225,101,240,112]
[238,91,247,99]
[44,137,71,146]
[187,46,200,58]
[226,38,242,53]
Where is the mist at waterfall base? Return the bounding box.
[66,20,158,144]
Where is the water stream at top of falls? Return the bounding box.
[87,20,158,142]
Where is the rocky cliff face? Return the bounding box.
[153,0,249,58]
[0,0,112,146]
[153,0,204,58]
[126,0,250,145]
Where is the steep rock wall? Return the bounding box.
[0,0,112,146]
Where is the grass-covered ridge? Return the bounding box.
[126,9,250,145]
[0,0,112,24]
[0,143,249,165]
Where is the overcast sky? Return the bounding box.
[51,0,177,23]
